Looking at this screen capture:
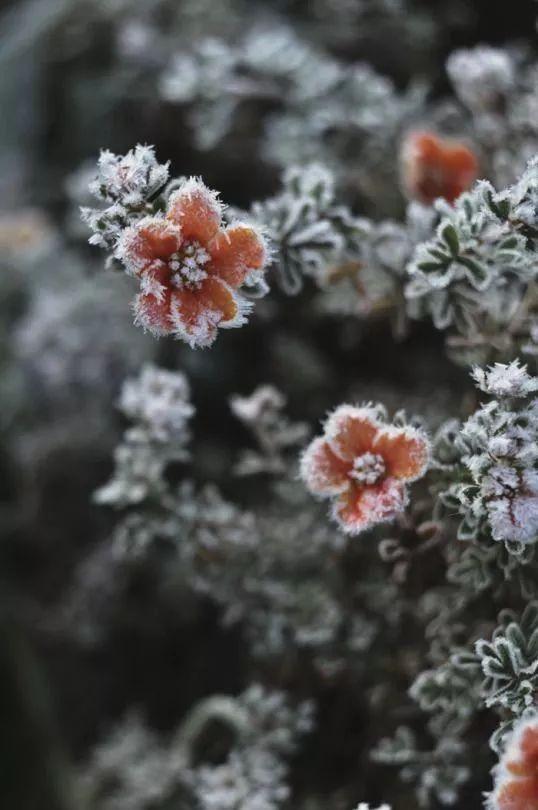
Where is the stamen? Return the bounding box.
[350,452,386,485]
[169,241,210,290]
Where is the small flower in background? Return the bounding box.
[489,715,538,810]
[300,404,430,535]
[116,177,268,347]
[0,209,56,260]
[400,131,479,205]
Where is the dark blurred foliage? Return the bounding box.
[0,1,536,808]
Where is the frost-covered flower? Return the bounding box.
[400,131,478,205]
[300,404,430,535]
[489,715,538,810]
[116,177,267,347]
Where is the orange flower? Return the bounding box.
[491,718,538,810]
[117,178,267,347]
[300,405,430,535]
[400,131,479,205]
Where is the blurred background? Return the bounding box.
[0,1,537,808]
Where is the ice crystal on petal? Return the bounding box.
[117,175,266,347]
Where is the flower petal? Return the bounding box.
[300,438,351,496]
[169,276,239,349]
[133,290,174,337]
[117,217,181,276]
[496,779,538,810]
[373,426,430,481]
[167,178,222,244]
[520,726,538,766]
[332,478,408,536]
[401,131,478,204]
[325,405,380,462]
[208,223,267,288]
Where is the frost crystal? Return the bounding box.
[81,145,170,251]
[406,160,538,364]
[472,360,538,398]
[230,385,308,475]
[252,164,363,293]
[447,46,515,113]
[95,364,193,506]
[119,364,194,444]
[437,362,538,547]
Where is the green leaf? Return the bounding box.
[441,224,460,256]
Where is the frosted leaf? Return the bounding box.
[472,361,538,398]
[88,144,169,204]
[447,46,515,113]
[119,364,194,443]
[95,364,194,506]
[253,163,363,293]
[405,160,538,361]
[231,385,308,476]
[81,145,170,252]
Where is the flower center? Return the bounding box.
[168,241,210,290]
[350,452,386,485]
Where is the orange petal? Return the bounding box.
[118,218,181,275]
[520,726,538,767]
[169,276,238,348]
[401,131,478,204]
[411,132,444,164]
[300,438,351,496]
[497,777,538,810]
[325,405,380,462]
[333,478,408,535]
[373,427,429,481]
[208,224,267,288]
[167,179,221,244]
[134,287,173,336]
